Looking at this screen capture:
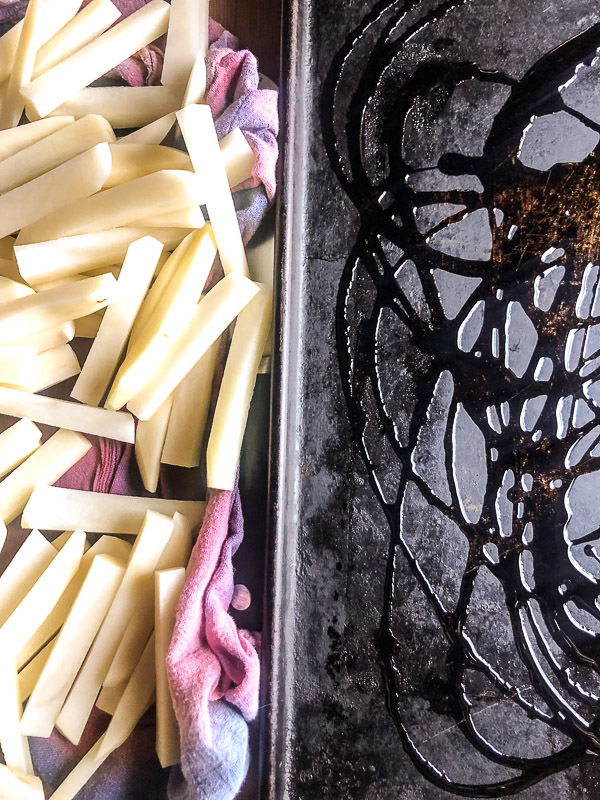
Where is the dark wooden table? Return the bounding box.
[211,0,282,82]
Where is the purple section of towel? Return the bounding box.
[0,2,278,798]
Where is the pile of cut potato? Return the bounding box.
[0,0,274,795]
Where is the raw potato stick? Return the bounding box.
[32,0,122,79]
[155,568,186,767]
[74,312,104,339]
[45,84,184,129]
[0,428,91,525]
[0,530,86,660]
[0,763,44,797]
[0,386,135,443]
[15,227,187,284]
[0,655,32,774]
[0,272,117,345]
[0,117,74,161]
[177,104,249,276]
[20,0,171,119]
[96,682,125,715]
[51,639,155,800]
[19,344,81,393]
[180,50,206,106]
[0,346,37,387]
[105,143,192,189]
[22,485,206,533]
[0,115,115,194]
[161,337,220,467]
[0,142,112,240]
[0,275,34,301]
[0,0,82,84]
[56,512,172,745]
[17,536,131,670]
[133,205,205,228]
[98,632,156,757]
[71,236,163,406]
[104,512,191,686]
[106,224,216,411]
[162,0,208,85]
[21,554,126,737]
[0,0,43,130]
[18,636,54,702]
[207,284,273,490]
[18,322,76,354]
[119,111,176,145]
[0,419,41,481]
[134,394,173,493]
[127,271,259,420]
[0,528,54,625]
[18,169,202,245]
[220,128,256,189]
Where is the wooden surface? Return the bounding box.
[211,0,282,82]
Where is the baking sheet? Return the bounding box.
[267,1,600,797]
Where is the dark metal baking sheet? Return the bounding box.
[265,1,600,797]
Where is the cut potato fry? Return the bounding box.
[130,205,205,229]
[119,111,176,145]
[33,0,122,79]
[21,554,126,738]
[220,127,256,189]
[0,428,90,525]
[128,271,259,420]
[18,637,54,702]
[51,530,90,552]
[16,344,81,393]
[0,116,74,162]
[0,257,22,284]
[162,0,208,85]
[56,511,173,745]
[44,84,184,129]
[15,227,187,284]
[0,0,82,85]
[207,284,272,490]
[0,418,41,482]
[18,169,202,245]
[104,512,190,687]
[74,311,104,339]
[22,485,206,534]
[0,347,38,390]
[99,631,156,758]
[0,0,43,130]
[0,272,116,345]
[0,115,115,194]
[161,337,219,467]
[0,528,54,625]
[0,386,135,443]
[180,50,206,107]
[155,567,185,767]
[105,142,191,189]
[95,682,124,715]
[134,394,173,494]
[51,639,155,799]
[0,655,32,774]
[0,142,112,240]
[17,321,75,354]
[0,762,43,798]
[0,529,85,659]
[177,104,249,276]
[21,0,171,119]
[71,236,163,406]
[0,275,33,301]
[17,535,131,670]
[107,225,216,411]
[48,734,109,800]
[0,237,15,258]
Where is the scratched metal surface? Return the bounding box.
[267,0,600,797]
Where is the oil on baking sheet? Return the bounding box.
[321,0,600,795]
